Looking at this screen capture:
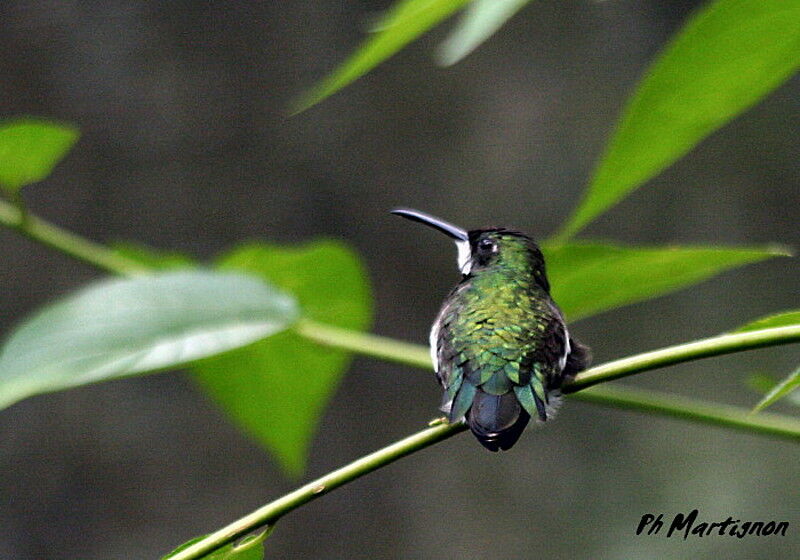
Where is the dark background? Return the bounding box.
[1,1,798,558]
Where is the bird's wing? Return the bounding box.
[500,314,566,422]
[431,284,469,414]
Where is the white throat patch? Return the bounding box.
[455,240,471,275]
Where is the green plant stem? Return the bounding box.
[571,384,800,440]
[295,318,432,368]
[296,318,800,393]
[168,383,800,560]
[2,202,794,391]
[166,420,467,560]
[3,202,799,559]
[297,318,800,439]
[0,198,147,276]
[565,325,800,392]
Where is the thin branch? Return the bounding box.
[295,318,432,368]
[571,384,800,440]
[3,203,795,389]
[166,378,800,559]
[0,198,147,276]
[166,421,467,560]
[3,201,799,560]
[296,318,800,393]
[565,325,800,392]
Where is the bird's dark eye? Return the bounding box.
[475,238,497,264]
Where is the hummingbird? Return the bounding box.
[392,208,590,451]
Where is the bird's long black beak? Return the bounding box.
[390,208,468,241]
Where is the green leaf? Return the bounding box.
[436,0,532,66]
[111,241,196,270]
[162,530,269,559]
[0,118,79,193]
[291,0,471,114]
[560,1,800,238]
[751,365,800,413]
[0,271,298,410]
[747,373,778,395]
[192,241,372,477]
[542,241,787,321]
[747,374,800,408]
[735,310,800,332]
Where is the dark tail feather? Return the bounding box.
[563,337,591,380]
[466,391,530,452]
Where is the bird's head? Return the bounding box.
[391,208,549,292]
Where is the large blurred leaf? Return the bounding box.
[291,0,471,113]
[436,0,532,66]
[0,118,79,193]
[193,241,372,477]
[163,531,268,559]
[750,365,800,413]
[543,241,787,321]
[560,1,800,238]
[0,271,298,410]
[735,310,800,332]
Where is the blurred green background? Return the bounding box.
[0,1,797,558]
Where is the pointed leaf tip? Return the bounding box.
[435,0,532,66]
[560,0,800,237]
[751,365,800,414]
[290,0,472,114]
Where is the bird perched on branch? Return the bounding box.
[392,208,590,451]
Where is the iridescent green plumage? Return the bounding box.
[393,209,590,451]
